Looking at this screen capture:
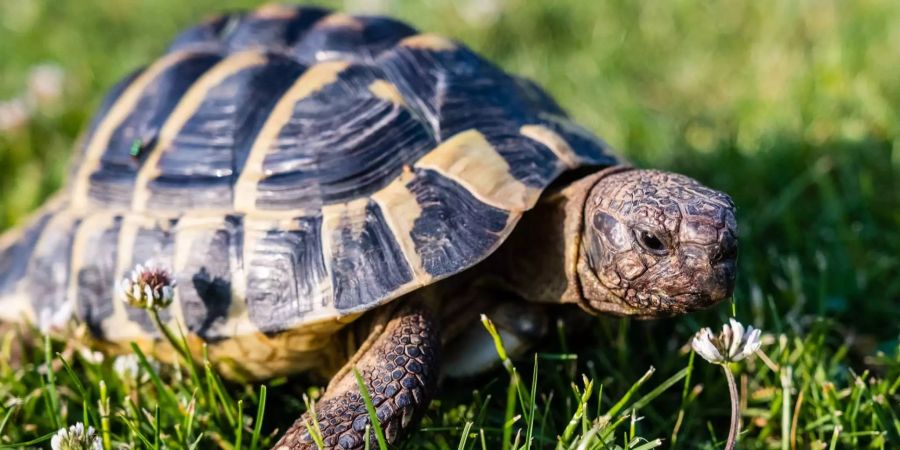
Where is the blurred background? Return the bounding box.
[1,0,898,448]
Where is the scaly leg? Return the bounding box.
[273,305,440,449]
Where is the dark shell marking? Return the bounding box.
[0,5,617,340]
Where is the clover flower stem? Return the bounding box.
[149,309,189,363]
[723,365,740,450]
[99,381,111,450]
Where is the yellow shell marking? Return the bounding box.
[20,208,81,328]
[520,124,581,169]
[321,197,370,258]
[415,130,541,212]
[71,51,200,211]
[320,197,422,311]
[0,193,66,253]
[253,3,300,19]
[368,80,407,107]
[400,33,457,51]
[369,169,428,280]
[131,51,269,212]
[317,13,365,30]
[233,60,352,212]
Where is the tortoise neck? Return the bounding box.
[489,165,632,305]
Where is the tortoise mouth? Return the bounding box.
[627,292,719,317]
[579,291,719,319]
[621,257,737,317]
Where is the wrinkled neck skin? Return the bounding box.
[485,165,634,310]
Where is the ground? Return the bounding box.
[0,0,898,449]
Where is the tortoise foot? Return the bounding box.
[273,305,440,449]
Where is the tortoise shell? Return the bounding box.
[0,5,618,347]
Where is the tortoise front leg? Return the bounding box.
[273,305,440,450]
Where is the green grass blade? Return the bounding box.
[503,373,517,450]
[456,421,474,450]
[56,352,87,397]
[628,367,688,411]
[129,343,179,410]
[0,407,16,438]
[234,399,244,450]
[0,431,56,448]
[630,438,663,450]
[604,367,655,420]
[154,404,162,450]
[180,391,197,445]
[353,367,389,450]
[303,394,327,449]
[99,380,111,450]
[558,377,593,448]
[524,355,538,449]
[41,334,61,430]
[250,385,267,450]
[204,360,237,427]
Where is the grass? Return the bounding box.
[1,0,899,448]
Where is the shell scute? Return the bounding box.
[323,200,415,314]
[174,215,239,340]
[405,169,511,278]
[142,52,306,211]
[71,214,122,339]
[78,51,223,208]
[245,215,327,333]
[253,63,436,210]
[375,40,613,189]
[167,6,331,54]
[291,15,417,64]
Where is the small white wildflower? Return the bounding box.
[458,0,505,27]
[50,422,102,450]
[691,319,763,450]
[27,63,65,108]
[113,353,158,383]
[38,300,74,334]
[118,260,177,310]
[691,318,762,364]
[0,98,29,132]
[77,348,105,365]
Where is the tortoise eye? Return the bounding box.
[636,230,668,255]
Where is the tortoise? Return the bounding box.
[0,5,738,449]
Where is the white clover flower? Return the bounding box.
[27,63,65,108]
[0,98,29,132]
[113,354,158,383]
[78,348,105,365]
[691,318,762,364]
[50,422,102,450]
[118,260,176,311]
[38,300,74,334]
[459,0,505,27]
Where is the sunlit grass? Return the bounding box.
[2,315,897,448]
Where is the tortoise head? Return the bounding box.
[576,168,737,318]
